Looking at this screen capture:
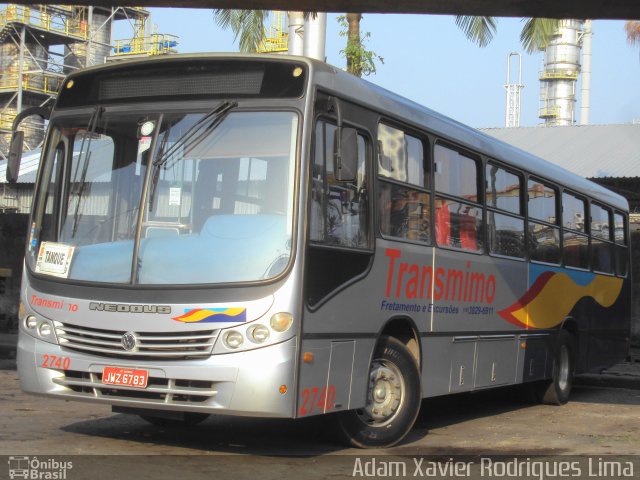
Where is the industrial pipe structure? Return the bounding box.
[5,0,640,20]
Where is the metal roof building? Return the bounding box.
[481,123,640,179]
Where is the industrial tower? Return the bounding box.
[538,19,587,126]
[0,4,177,159]
[505,52,524,128]
[257,11,288,53]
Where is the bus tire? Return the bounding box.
[140,412,209,428]
[333,335,421,448]
[536,330,575,405]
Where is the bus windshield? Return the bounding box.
[29,109,299,285]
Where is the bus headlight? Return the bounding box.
[25,315,37,330]
[248,324,270,343]
[22,314,57,344]
[38,322,53,338]
[270,312,293,332]
[223,330,244,349]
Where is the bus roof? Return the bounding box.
[62,53,628,212]
[308,58,628,212]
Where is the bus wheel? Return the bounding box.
[536,330,575,405]
[333,335,421,448]
[140,412,209,428]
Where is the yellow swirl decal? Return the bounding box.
[498,271,623,329]
[172,308,246,323]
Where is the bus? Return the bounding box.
[7,54,630,448]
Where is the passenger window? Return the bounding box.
[377,124,430,243]
[590,202,613,274]
[487,212,525,258]
[378,124,427,188]
[591,203,611,240]
[563,192,586,232]
[529,223,561,264]
[434,144,478,200]
[614,212,626,245]
[378,183,430,242]
[434,144,482,252]
[563,231,589,269]
[562,192,588,269]
[528,179,560,264]
[486,163,524,258]
[591,238,614,274]
[614,212,628,277]
[310,120,369,249]
[528,179,557,224]
[486,164,521,214]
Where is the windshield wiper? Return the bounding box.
[148,101,237,212]
[71,106,103,238]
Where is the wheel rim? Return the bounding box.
[557,344,570,391]
[357,359,405,427]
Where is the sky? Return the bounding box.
[111,10,640,129]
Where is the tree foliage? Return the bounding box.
[213,9,269,53]
[338,14,384,77]
[455,16,559,54]
[625,20,640,47]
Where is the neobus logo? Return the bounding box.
[385,248,496,304]
[89,303,172,314]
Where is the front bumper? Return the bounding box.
[17,333,297,418]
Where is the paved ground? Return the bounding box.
[1,343,639,480]
[1,355,639,480]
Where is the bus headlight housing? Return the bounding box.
[21,314,57,344]
[217,312,295,353]
[270,312,293,332]
[38,322,53,338]
[20,303,58,344]
[223,330,244,349]
[25,315,38,330]
[248,324,270,343]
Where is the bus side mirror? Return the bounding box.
[334,127,358,183]
[5,105,52,183]
[6,131,24,183]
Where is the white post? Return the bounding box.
[580,19,592,125]
[303,13,327,61]
[16,26,26,113]
[287,11,304,56]
[86,6,93,67]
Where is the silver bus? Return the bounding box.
[8,54,630,448]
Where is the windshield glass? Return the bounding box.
[29,109,299,285]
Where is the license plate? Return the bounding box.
[102,367,149,389]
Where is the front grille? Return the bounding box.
[53,370,217,404]
[54,321,219,359]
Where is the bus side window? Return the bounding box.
[310,120,369,249]
[434,143,482,251]
[614,212,628,277]
[590,202,613,274]
[377,123,430,243]
[528,179,560,264]
[486,162,525,259]
[562,191,589,269]
[37,142,66,245]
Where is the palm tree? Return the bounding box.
[455,16,560,53]
[338,13,383,77]
[625,20,640,51]
[345,13,363,75]
[213,10,381,78]
[213,9,269,53]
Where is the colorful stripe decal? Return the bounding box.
[498,270,623,329]
[172,308,247,323]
